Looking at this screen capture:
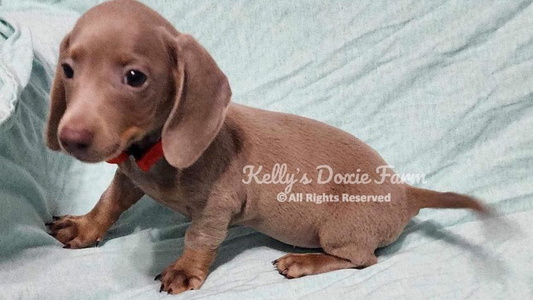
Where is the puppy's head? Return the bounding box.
[46,0,231,169]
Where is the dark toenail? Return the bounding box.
[159,285,163,293]
[63,244,71,249]
[168,288,173,294]
[154,274,161,281]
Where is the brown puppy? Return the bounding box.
[45,0,489,295]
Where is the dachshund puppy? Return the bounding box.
[45,0,488,294]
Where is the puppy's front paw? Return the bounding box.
[155,264,206,295]
[46,215,104,249]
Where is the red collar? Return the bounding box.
[106,140,164,171]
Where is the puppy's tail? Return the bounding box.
[406,186,522,251]
[407,187,490,215]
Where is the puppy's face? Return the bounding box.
[53,16,174,162]
[46,0,231,169]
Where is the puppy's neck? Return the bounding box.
[128,129,162,160]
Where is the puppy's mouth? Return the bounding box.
[65,143,122,163]
[62,134,132,163]
[64,127,160,164]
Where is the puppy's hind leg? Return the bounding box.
[273,225,378,279]
[273,252,371,279]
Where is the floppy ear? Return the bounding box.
[45,33,71,151]
[162,34,231,169]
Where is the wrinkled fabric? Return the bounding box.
[0,1,532,299]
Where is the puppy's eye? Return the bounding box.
[62,63,74,79]
[124,70,147,87]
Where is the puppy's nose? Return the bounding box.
[59,128,94,153]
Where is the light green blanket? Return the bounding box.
[1,1,532,299]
